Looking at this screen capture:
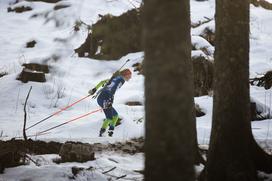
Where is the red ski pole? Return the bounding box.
[35,108,102,135]
[26,94,91,130]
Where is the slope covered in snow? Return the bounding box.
[0,0,144,142]
[0,0,272,180]
[0,0,271,149]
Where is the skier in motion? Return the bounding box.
[89,69,132,137]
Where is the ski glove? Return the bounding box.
[88,88,97,95]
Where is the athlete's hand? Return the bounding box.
[88,88,97,95]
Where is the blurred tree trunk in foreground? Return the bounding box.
[143,0,195,180]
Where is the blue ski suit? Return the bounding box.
[97,75,125,120]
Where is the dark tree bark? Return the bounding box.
[143,0,195,181]
[249,133,272,173]
[204,0,255,180]
[201,0,272,181]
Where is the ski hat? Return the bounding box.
[120,69,132,76]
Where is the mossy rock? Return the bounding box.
[7,6,32,13]
[0,140,62,173]
[17,68,46,83]
[75,8,142,60]
[26,40,37,48]
[17,63,49,83]
[250,70,272,89]
[200,27,215,46]
[59,142,95,162]
[22,63,49,73]
[192,56,214,96]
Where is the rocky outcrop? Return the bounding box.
[251,0,272,10]
[195,104,205,117]
[0,72,8,79]
[0,140,62,173]
[26,40,37,48]
[17,63,49,83]
[22,63,49,73]
[130,58,213,97]
[59,142,95,163]
[75,9,142,60]
[200,27,215,46]
[250,70,272,90]
[17,68,46,83]
[192,56,214,96]
[7,6,32,13]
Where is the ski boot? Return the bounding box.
[108,126,114,137]
[99,128,106,137]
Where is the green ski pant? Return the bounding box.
[101,115,118,129]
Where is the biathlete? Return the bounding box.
[89,69,132,137]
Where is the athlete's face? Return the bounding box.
[124,74,131,81]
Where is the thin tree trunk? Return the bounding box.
[23,86,32,141]
[143,0,195,180]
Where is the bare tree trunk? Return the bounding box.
[23,86,32,141]
[250,133,272,173]
[201,0,272,180]
[143,0,195,180]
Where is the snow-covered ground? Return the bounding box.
[0,0,144,142]
[0,0,272,180]
[1,152,144,181]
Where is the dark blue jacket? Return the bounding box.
[103,75,125,96]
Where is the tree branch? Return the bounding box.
[23,86,32,141]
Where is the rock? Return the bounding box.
[200,27,215,46]
[22,63,49,73]
[75,8,142,60]
[7,6,32,13]
[0,142,22,174]
[125,101,143,106]
[251,0,272,10]
[54,4,70,11]
[195,103,205,117]
[132,62,143,75]
[250,98,272,121]
[17,68,46,83]
[192,56,214,96]
[74,33,94,57]
[0,72,8,79]
[263,71,272,89]
[0,139,61,173]
[71,166,84,176]
[59,142,95,162]
[121,144,135,154]
[26,40,37,48]
[250,70,272,89]
[17,63,49,83]
[26,140,62,154]
[132,58,213,97]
